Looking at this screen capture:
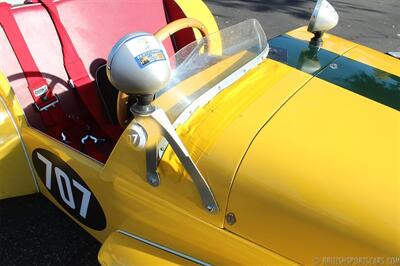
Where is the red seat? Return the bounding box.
[0,0,175,130]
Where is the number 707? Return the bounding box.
[37,153,92,219]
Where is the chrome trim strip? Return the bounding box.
[159,44,269,157]
[173,45,269,129]
[0,96,39,192]
[117,230,212,266]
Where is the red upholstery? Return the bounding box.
[0,3,60,110]
[0,0,174,130]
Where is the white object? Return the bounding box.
[387,51,400,59]
[107,33,171,95]
[308,0,339,33]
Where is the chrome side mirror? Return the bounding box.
[107,32,219,214]
[308,0,339,47]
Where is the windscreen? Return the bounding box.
[155,19,269,123]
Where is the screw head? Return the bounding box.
[206,205,215,212]
[226,212,236,225]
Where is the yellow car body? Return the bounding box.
[0,1,399,265]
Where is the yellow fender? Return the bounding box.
[0,72,37,199]
[98,231,199,266]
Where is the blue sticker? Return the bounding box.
[135,49,166,68]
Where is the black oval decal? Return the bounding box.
[32,149,106,231]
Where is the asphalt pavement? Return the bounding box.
[0,1,399,266]
[0,194,100,266]
[205,0,400,52]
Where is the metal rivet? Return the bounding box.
[226,212,236,225]
[330,63,338,70]
[206,205,215,212]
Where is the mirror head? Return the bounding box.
[107,32,171,108]
[308,0,339,46]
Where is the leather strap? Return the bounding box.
[36,0,121,138]
[38,0,88,83]
[0,2,114,162]
[0,2,58,110]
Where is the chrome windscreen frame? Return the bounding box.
[158,43,270,158]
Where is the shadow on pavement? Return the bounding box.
[0,194,100,266]
[205,0,311,19]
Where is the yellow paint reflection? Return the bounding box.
[0,71,36,199]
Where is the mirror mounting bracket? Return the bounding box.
[130,103,219,215]
[310,31,324,47]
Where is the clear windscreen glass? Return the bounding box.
[155,19,268,122]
